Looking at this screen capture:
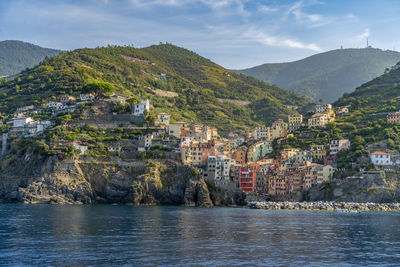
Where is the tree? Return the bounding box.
[351,135,365,151]
[82,82,114,97]
[127,97,141,114]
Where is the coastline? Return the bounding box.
[248,201,400,212]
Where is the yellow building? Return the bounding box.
[254,127,270,140]
[308,113,329,128]
[310,145,326,161]
[317,165,334,183]
[288,114,303,132]
[168,122,187,138]
[281,148,300,161]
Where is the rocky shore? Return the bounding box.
[248,201,400,212]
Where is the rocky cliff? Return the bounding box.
[304,171,400,203]
[0,148,246,206]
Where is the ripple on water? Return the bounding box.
[0,205,400,266]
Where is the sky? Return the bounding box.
[0,0,400,69]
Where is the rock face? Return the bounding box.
[0,151,246,206]
[304,171,400,203]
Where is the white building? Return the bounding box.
[134,99,150,116]
[16,105,34,113]
[36,120,52,133]
[80,94,95,101]
[337,106,350,115]
[13,117,33,128]
[329,139,350,155]
[74,142,89,155]
[47,102,64,110]
[370,152,392,165]
[207,155,235,186]
[157,113,171,126]
[315,103,332,113]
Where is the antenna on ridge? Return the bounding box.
[366,38,369,47]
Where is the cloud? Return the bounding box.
[357,28,370,40]
[200,0,231,9]
[346,13,356,19]
[130,0,185,7]
[258,4,279,13]
[242,27,322,51]
[283,0,331,27]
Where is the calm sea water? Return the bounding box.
[0,205,400,266]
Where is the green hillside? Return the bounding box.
[330,62,400,152]
[0,43,311,134]
[0,40,60,77]
[236,48,400,102]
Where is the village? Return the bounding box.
[2,93,399,199]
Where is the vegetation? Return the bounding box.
[236,48,400,102]
[0,40,60,77]
[82,82,114,96]
[0,43,311,133]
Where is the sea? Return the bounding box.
[0,204,400,266]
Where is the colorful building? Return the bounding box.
[310,145,326,162]
[387,111,400,124]
[288,113,303,132]
[181,140,216,165]
[329,139,350,155]
[238,163,259,192]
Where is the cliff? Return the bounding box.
[304,171,400,203]
[0,148,246,206]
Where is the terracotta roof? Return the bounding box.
[370,151,389,155]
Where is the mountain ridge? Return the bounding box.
[0,43,312,134]
[235,47,400,102]
[0,40,61,77]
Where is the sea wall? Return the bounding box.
[248,201,400,212]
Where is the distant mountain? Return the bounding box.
[0,43,311,133]
[335,61,400,112]
[235,48,400,102]
[0,40,60,77]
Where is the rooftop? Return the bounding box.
[370,151,389,155]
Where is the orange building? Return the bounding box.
[181,140,216,165]
[233,147,247,165]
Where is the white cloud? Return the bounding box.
[346,13,356,19]
[242,27,322,51]
[130,0,185,7]
[357,28,370,40]
[283,0,331,27]
[200,0,231,9]
[258,5,278,13]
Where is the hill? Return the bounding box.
[0,40,60,77]
[335,61,400,117]
[236,48,400,102]
[0,43,311,134]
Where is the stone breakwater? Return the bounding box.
[248,201,400,212]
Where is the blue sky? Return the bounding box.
[1,0,400,68]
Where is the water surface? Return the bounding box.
[0,204,399,266]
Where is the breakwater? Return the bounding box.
[248,201,400,212]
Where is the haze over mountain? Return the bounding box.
[236,48,400,102]
[0,43,311,133]
[0,40,60,77]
